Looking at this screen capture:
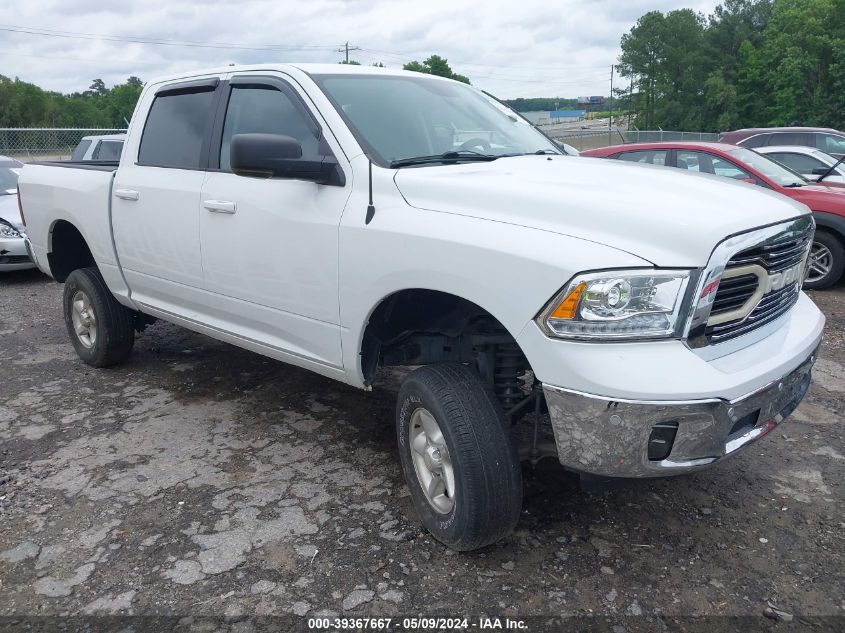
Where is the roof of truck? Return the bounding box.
[145,63,455,87]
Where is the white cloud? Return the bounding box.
[1,0,721,99]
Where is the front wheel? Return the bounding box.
[804,231,845,290]
[63,267,135,367]
[396,364,522,551]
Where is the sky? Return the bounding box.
[2,0,721,99]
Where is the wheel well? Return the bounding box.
[362,289,533,410]
[816,225,845,245]
[48,220,95,282]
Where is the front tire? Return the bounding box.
[396,364,522,551]
[63,267,135,367]
[804,230,844,290]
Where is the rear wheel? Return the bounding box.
[396,363,522,551]
[804,230,844,290]
[63,267,135,367]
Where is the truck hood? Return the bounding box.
[393,155,810,266]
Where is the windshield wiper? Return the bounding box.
[389,150,498,168]
[816,155,845,183]
[782,182,806,188]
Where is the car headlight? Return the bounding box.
[0,220,21,239]
[537,269,693,340]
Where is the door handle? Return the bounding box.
[203,200,236,214]
[114,189,139,201]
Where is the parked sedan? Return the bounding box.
[583,142,845,289]
[757,146,845,186]
[0,164,34,271]
[719,127,845,160]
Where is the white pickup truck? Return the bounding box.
[19,64,825,551]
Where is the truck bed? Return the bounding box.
[18,162,124,295]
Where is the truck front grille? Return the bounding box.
[706,283,800,344]
[704,224,812,345]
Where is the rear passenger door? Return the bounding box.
[198,74,351,370]
[112,77,221,313]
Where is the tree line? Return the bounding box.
[617,0,845,132]
[0,75,143,128]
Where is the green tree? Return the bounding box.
[403,55,470,84]
[618,0,845,131]
[0,75,145,127]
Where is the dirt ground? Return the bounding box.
[1,270,843,629]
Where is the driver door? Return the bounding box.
[199,74,352,370]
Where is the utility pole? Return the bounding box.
[608,64,614,146]
[337,41,361,64]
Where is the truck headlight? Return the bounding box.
[537,269,693,340]
[0,220,21,239]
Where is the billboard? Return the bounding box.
[577,96,605,105]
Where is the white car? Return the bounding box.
[0,157,34,272]
[18,64,824,550]
[70,134,126,162]
[757,145,845,185]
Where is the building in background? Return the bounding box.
[521,109,587,126]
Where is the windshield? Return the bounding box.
[730,147,807,187]
[312,74,558,166]
[0,167,19,194]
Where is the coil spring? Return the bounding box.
[494,342,527,408]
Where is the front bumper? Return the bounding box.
[0,234,34,271]
[544,345,817,477]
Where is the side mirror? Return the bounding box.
[811,167,830,176]
[230,133,344,186]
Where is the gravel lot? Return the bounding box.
[1,270,843,627]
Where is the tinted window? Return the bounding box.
[94,140,123,161]
[676,151,752,180]
[617,150,668,166]
[740,134,768,148]
[139,88,216,169]
[768,152,826,175]
[816,133,845,155]
[768,132,813,146]
[220,85,320,172]
[72,139,92,161]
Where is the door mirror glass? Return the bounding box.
[230,133,342,185]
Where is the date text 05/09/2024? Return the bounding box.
[307,617,529,630]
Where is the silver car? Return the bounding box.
[0,156,34,272]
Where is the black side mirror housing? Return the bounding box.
[230,133,344,186]
[811,167,830,176]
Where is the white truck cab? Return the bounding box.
[18,64,824,550]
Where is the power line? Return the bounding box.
[336,41,360,63]
[0,24,338,52]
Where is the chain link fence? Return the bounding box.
[550,127,721,152]
[0,128,127,162]
[0,127,722,162]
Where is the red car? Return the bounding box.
[582,142,845,289]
